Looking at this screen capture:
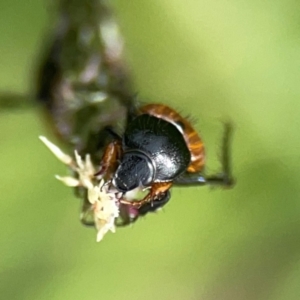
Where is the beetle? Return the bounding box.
[1,0,234,228]
[98,103,233,213]
[34,0,189,226]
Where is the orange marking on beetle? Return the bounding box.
[95,140,122,179]
[139,104,205,173]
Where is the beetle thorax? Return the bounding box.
[123,114,191,182]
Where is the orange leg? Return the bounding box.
[120,181,173,208]
[95,140,122,180]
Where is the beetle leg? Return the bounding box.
[120,182,172,208]
[174,122,234,187]
[116,191,171,226]
[78,189,95,227]
[138,190,171,216]
[174,173,233,187]
[104,126,122,141]
[80,204,95,227]
[95,139,122,179]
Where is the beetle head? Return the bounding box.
[112,150,155,192]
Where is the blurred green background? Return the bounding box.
[1,1,300,299]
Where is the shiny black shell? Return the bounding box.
[123,114,191,181]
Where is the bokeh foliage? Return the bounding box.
[1,0,300,299]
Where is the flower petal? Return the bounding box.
[55,175,80,187]
[74,150,84,170]
[39,136,73,165]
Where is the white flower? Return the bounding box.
[39,136,96,189]
[88,180,119,242]
[74,151,95,189]
[39,136,73,165]
[39,136,119,242]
